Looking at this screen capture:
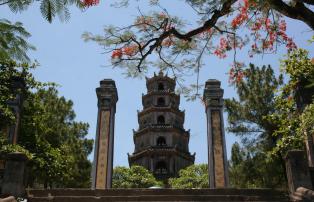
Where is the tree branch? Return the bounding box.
[298,0,314,5]
[268,0,314,30]
[132,0,237,70]
[0,0,11,6]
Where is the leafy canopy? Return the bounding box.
[168,164,209,188]
[0,59,38,130]
[225,64,286,188]
[0,0,93,23]
[19,86,94,188]
[112,165,162,188]
[225,63,283,140]
[0,19,35,62]
[229,142,286,188]
[226,49,314,188]
[267,49,314,157]
[0,61,93,188]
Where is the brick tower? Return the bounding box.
[128,72,195,180]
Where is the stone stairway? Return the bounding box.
[27,188,290,202]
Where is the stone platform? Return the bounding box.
[27,188,289,202]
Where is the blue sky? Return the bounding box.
[1,0,313,167]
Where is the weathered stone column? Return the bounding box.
[7,77,25,144]
[285,150,313,194]
[305,132,314,168]
[91,79,118,189]
[1,152,28,197]
[203,79,229,188]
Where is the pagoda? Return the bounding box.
[128,71,195,180]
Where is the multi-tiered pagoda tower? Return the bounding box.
[128,72,195,180]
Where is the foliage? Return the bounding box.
[267,49,314,157]
[0,136,33,159]
[225,64,287,188]
[0,0,96,188]
[0,59,93,188]
[281,49,314,89]
[0,19,35,62]
[112,165,162,188]
[299,104,314,138]
[229,142,286,188]
[226,50,314,186]
[0,0,96,23]
[0,59,37,130]
[83,0,314,93]
[168,164,209,188]
[265,96,303,156]
[19,86,94,188]
[225,64,283,148]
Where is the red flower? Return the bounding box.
[162,38,173,47]
[228,63,245,84]
[123,45,138,56]
[279,20,286,32]
[231,0,250,29]
[82,0,99,7]
[111,49,122,59]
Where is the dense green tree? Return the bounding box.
[225,64,287,188]
[224,64,283,149]
[229,142,247,188]
[229,142,286,188]
[268,49,314,157]
[0,62,93,188]
[0,60,37,131]
[227,51,314,188]
[112,165,162,188]
[18,86,93,188]
[168,164,209,188]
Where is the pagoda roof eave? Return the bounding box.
[133,125,190,137]
[129,147,195,162]
[138,106,184,117]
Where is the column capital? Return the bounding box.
[96,79,118,110]
[203,79,223,107]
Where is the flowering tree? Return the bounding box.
[83,0,313,91]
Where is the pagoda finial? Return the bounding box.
[158,70,164,77]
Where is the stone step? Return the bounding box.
[27,188,287,197]
[27,189,290,202]
[28,195,288,202]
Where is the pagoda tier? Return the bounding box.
[128,71,195,180]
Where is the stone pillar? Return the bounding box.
[305,132,314,168]
[7,77,25,144]
[203,79,229,188]
[1,152,28,197]
[285,150,313,194]
[91,79,118,189]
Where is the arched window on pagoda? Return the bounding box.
[158,83,164,91]
[157,97,165,106]
[155,161,167,174]
[157,115,165,124]
[157,136,166,146]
